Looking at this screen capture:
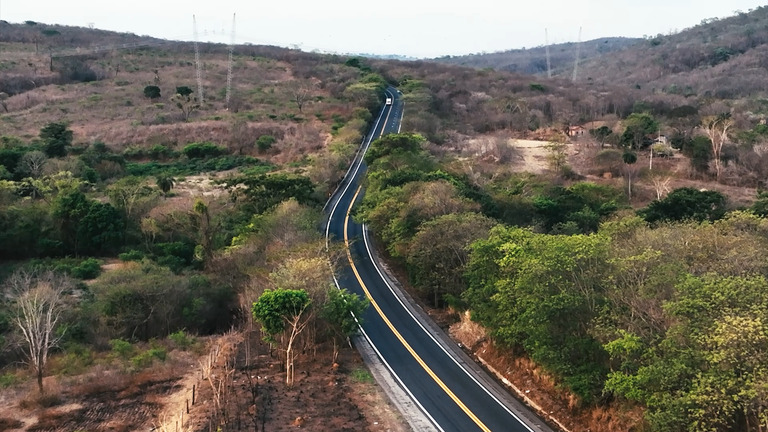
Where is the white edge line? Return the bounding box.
[324,87,392,242]
[324,89,444,431]
[330,269,444,432]
[322,87,395,213]
[361,225,537,432]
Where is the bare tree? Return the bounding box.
[649,172,673,200]
[0,92,9,113]
[7,270,73,393]
[18,150,48,178]
[287,80,314,113]
[703,114,733,182]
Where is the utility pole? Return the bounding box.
[572,26,582,82]
[545,28,552,78]
[226,13,236,110]
[193,15,204,104]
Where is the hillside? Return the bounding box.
[434,6,768,103]
[436,37,640,76]
[2,16,768,432]
[576,6,768,99]
[0,21,407,432]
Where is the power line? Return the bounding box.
[545,28,551,78]
[572,26,582,82]
[226,13,236,110]
[193,14,204,104]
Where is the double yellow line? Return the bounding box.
[343,186,492,432]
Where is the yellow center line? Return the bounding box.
[344,185,491,432]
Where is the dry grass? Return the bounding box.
[449,310,487,350]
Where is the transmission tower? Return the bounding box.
[572,26,582,82]
[193,15,204,104]
[545,28,552,78]
[226,13,236,110]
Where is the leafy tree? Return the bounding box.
[40,122,73,157]
[364,133,427,164]
[175,86,194,97]
[256,135,277,153]
[589,126,613,148]
[182,142,225,159]
[638,187,726,224]
[155,174,175,198]
[604,274,768,431]
[106,176,158,225]
[620,113,658,149]
[545,136,568,175]
[680,135,712,173]
[0,137,26,177]
[53,190,125,255]
[143,85,161,99]
[95,263,233,339]
[0,202,58,258]
[406,212,495,307]
[252,288,312,386]
[78,201,125,254]
[622,151,638,199]
[321,288,368,362]
[533,183,622,234]
[222,173,316,214]
[464,226,610,402]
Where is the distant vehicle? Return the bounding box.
[385,97,392,105]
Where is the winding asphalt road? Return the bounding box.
[325,87,554,432]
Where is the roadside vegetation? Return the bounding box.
[2,7,768,431]
[0,22,386,430]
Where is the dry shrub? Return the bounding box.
[18,381,63,410]
[71,367,129,397]
[26,410,68,432]
[449,311,487,350]
[0,417,23,430]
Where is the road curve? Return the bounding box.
[325,87,554,432]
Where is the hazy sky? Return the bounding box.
[2,1,765,58]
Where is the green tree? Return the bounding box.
[532,183,621,234]
[252,289,312,386]
[321,288,368,362]
[406,212,495,307]
[639,187,726,224]
[40,122,73,157]
[622,151,638,200]
[364,133,427,164]
[53,190,125,255]
[106,176,158,225]
[222,173,316,214]
[175,86,194,97]
[620,113,658,150]
[155,174,175,198]
[589,125,613,148]
[182,142,225,159]
[681,135,712,174]
[464,226,610,402]
[256,135,277,153]
[604,274,768,431]
[143,85,161,99]
[545,139,568,174]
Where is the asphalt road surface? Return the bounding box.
[325,87,554,432]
